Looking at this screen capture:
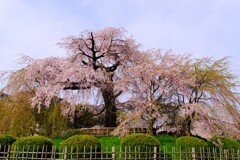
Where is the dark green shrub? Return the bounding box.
[12,136,53,159]
[176,136,208,149]
[0,134,16,157]
[0,134,16,146]
[62,129,82,139]
[209,136,240,149]
[72,105,105,128]
[206,140,215,148]
[61,135,101,159]
[120,133,160,159]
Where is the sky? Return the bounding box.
[0,0,240,76]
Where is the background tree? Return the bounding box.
[35,103,70,137]
[114,51,194,135]
[174,57,240,137]
[0,91,35,137]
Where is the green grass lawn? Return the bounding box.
[51,137,63,150]
[156,136,177,147]
[98,136,121,151]
[52,135,177,151]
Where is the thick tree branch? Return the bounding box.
[92,105,106,116]
[114,90,123,98]
[105,61,120,72]
[63,82,91,90]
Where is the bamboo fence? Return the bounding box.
[1,145,240,160]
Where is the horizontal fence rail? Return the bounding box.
[79,127,157,136]
[0,145,240,160]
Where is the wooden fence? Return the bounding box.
[79,128,156,136]
[1,145,240,160]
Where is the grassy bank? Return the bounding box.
[52,135,177,151]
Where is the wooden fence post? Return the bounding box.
[119,146,122,159]
[179,147,182,160]
[154,146,157,160]
[112,146,115,160]
[64,147,67,160]
[224,149,228,160]
[237,149,240,160]
[192,148,196,160]
[172,147,176,160]
[7,145,10,160]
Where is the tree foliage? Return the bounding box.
[114,51,194,135]
[35,103,70,137]
[0,91,35,137]
[0,91,70,137]
[174,57,240,137]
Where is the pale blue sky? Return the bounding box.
[0,0,240,76]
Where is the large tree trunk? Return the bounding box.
[146,106,155,135]
[147,118,154,135]
[185,116,191,136]
[179,115,192,136]
[101,83,117,127]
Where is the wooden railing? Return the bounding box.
[79,127,156,136]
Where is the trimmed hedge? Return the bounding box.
[176,136,208,159]
[209,136,240,149]
[12,136,53,159]
[62,129,82,139]
[61,135,101,159]
[176,136,208,148]
[121,133,160,148]
[0,134,16,146]
[120,133,160,159]
[0,134,16,157]
[12,136,53,148]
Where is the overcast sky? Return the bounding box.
[0,0,240,76]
